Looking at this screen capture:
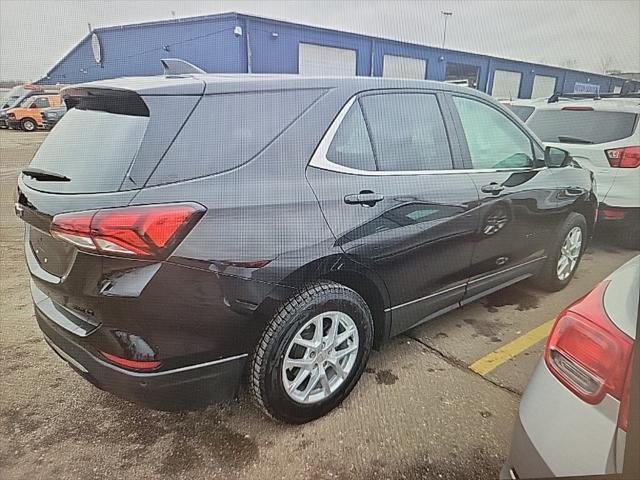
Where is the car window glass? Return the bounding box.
[150,89,326,185]
[359,93,453,171]
[506,105,535,122]
[326,102,376,171]
[527,110,638,144]
[453,96,534,169]
[32,98,47,108]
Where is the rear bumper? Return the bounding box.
[37,307,247,410]
[598,205,640,229]
[501,416,553,479]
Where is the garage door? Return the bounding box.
[531,75,557,98]
[382,55,426,79]
[298,43,357,76]
[491,70,522,99]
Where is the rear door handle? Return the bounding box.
[481,183,505,195]
[344,192,384,207]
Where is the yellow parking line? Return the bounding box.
[469,319,555,376]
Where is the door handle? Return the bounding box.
[344,191,384,207]
[481,183,505,195]
[563,187,585,197]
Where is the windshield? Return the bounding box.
[24,108,149,193]
[1,85,29,109]
[527,109,638,144]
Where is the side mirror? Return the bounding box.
[545,146,572,168]
[30,104,38,109]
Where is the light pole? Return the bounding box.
[441,11,453,48]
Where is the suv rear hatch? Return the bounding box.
[527,107,639,204]
[18,79,204,284]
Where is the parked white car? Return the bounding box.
[524,98,640,248]
[502,256,638,478]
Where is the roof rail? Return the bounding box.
[548,91,640,103]
[160,58,206,75]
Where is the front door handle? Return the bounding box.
[564,187,585,197]
[344,191,384,207]
[481,183,505,195]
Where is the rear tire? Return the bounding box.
[532,212,587,292]
[20,118,37,132]
[250,281,373,423]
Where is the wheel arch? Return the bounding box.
[571,193,597,240]
[20,117,38,130]
[260,254,392,349]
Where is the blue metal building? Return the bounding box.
[37,12,639,97]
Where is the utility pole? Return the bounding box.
[441,11,453,48]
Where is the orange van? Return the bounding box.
[7,94,63,131]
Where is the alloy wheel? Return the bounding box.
[557,226,582,281]
[282,311,359,404]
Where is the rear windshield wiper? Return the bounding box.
[556,135,594,144]
[22,168,71,182]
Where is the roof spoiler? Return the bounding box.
[61,87,150,117]
[160,58,206,75]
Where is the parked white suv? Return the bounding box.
[525,99,640,248]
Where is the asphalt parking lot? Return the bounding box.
[0,129,637,480]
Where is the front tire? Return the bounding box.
[533,212,587,292]
[250,281,373,423]
[20,118,37,132]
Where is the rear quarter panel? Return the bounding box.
[518,361,619,476]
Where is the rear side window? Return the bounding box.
[359,93,453,171]
[327,102,376,171]
[527,110,638,144]
[24,108,148,193]
[150,89,326,185]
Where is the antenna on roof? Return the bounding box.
[160,58,206,75]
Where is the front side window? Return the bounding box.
[453,96,534,169]
[34,98,50,108]
[359,93,453,171]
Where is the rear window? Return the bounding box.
[24,108,148,193]
[506,105,535,122]
[527,109,638,144]
[148,89,326,185]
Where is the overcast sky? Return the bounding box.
[1,0,639,81]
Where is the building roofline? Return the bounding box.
[39,10,630,84]
[234,12,626,81]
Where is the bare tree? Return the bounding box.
[560,58,578,69]
[600,55,616,74]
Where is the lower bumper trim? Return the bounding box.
[38,309,247,411]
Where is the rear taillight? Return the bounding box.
[605,146,640,168]
[601,208,626,220]
[100,351,161,372]
[545,281,633,408]
[50,203,205,259]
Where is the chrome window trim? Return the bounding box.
[308,94,548,176]
[384,282,466,312]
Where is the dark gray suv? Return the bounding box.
[16,75,597,423]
